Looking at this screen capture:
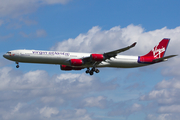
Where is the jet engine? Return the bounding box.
[70,59,83,66]
[60,65,83,71]
[60,65,72,70]
[90,54,104,61]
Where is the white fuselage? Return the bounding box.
[3,49,148,68]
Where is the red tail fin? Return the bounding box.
[138,38,170,63]
[143,38,170,58]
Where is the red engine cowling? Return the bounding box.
[60,65,73,71]
[60,65,83,71]
[90,54,104,61]
[70,59,83,66]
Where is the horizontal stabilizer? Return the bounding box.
[152,55,177,62]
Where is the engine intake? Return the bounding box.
[90,54,104,61]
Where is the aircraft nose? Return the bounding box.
[3,51,12,59]
[3,53,10,59]
[3,54,7,58]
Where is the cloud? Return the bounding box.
[1,24,180,119]
[109,103,142,117]
[55,109,93,120]
[83,96,106,108]
[140,89,168,101]
[139,77,180,120]
[42,0,71,5]
[51,24,180,72]
[156,79,180,89]
[0,102,93,120]
[51,25,180,56]
[161,58,180,77]
[140,78,180,104]
[0,0,38,18]
[0,67,118,92]
[40,107,59,118]
[79,96,109,109]
[0,59,11,67]
[49,25,180,119]
[0,0,71,18]
[158,105,180,113]
[0,0,71,27]
[36,29,47,37]
[0,66,118,119]
[146,114,176,120]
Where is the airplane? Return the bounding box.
[3,38,177,75]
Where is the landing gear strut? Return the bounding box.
[16,62,19,68]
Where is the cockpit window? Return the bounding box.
[7,52,11,54]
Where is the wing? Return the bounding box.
[103,42,137,59]
[81,42,137,65]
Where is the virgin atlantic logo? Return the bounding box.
[152,46,165,58]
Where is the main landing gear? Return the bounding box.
[16,62,19,68]
[85,67,100,75]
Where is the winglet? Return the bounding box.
[130,42,137,48]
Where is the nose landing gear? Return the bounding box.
[16,62,19,68]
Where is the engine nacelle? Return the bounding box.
[60,65,83,71]
[90,54,104,61]
[61,65,73,71]
[70,59,83,66]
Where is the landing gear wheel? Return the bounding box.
[95,69,99,73]
[86,69,90,74]
[16,62,19,68]
[89,71,94,75]
[16,65,19,68]
[85,68,90,74]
